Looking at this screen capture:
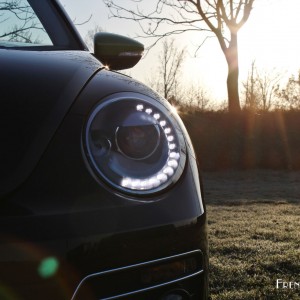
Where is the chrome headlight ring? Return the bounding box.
[83,92,186,196]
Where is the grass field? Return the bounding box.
[202,170,300,300]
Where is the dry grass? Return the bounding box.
[203,170,300,300]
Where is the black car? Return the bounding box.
[0,0,208,299]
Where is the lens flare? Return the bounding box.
[38,257,59,279]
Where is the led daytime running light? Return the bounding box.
[84,93,186,195]
[120,104,181,191]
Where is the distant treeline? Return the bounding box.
[182,110,300,171]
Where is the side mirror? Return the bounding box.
[94,32,144,70]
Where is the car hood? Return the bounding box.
[0,49,102,197]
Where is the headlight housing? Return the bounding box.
[83,93,186,195]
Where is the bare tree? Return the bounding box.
[242,61,282,111]
[147,40,213,112]
[256,69,281,111]
[276,71,300,110]
[104,0,256,113]
[147,38,186,101]
[184,84,211,111]
[84,24,103,51]
[243,60,258,111]
[0,0,43,43]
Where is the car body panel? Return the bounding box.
[0,49,102,196]
[0,67,208,299]
[0,0,208,299]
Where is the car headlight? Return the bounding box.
[83,92,186,195]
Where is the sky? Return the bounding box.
[60,0,300,104]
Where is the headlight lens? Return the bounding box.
[83,93,186,195]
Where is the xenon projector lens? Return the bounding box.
[116,124,160,160]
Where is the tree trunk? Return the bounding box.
[227,64,241,113]
[225,33,241,113]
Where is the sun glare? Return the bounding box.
[239,0,300,78]
[179,0,300,104]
